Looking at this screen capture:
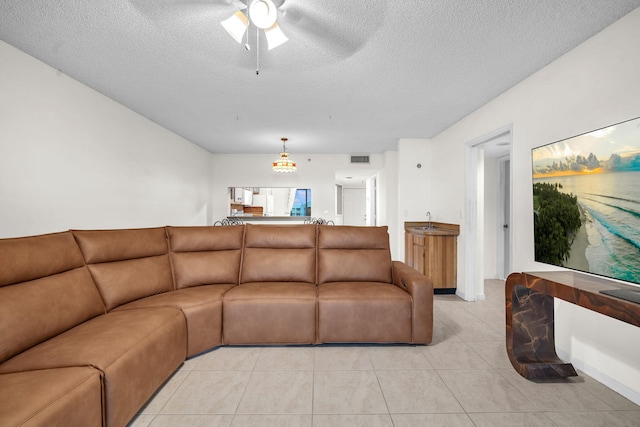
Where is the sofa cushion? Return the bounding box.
[73,228,174,310]
[73,227,168,263]
[318,225,393,284]
[0,367,103,427]
[167,225,244,288]
[113,285,235,356]
[0,231,84,286]
[317,282,412,343]
[223,282,317,344]
[0,308,187,427]
[240,224,316,284]
[0,232,105,364]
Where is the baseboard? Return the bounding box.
[434,288,457,295]
[557,349,640,405]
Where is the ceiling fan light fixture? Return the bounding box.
[221,11,249,44]
[222,0,287,73]
[249,0,277,29]
[264,22,288,50]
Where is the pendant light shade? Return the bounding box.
[272,138,297,173]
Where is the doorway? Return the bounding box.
[462,125,512,301]
[335,169,379,226]
[343,188,366,225]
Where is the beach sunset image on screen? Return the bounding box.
[532,116,640,285]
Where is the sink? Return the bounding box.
[411,226,457,235]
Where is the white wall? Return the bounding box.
[396,138,433,260]
[377,150,399,256]
[402,8,640,402]
[0,42,213,237]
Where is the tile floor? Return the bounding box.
[129,280,640,426]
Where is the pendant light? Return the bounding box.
[272,138,297,173]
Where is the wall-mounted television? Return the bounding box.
[532,116,640,286]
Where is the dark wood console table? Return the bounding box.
[506,271,640,379]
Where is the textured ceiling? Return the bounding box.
[2,0,640,154]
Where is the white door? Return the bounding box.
[343,188,366,226]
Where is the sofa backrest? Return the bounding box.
[167,225,244,288]
[0,232,106,364]
[72,227,173,311]
[240,224,316,284]
[317,225,393,284]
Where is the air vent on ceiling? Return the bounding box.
[350,155,370,164]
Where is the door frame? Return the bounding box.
[462,124,513,301]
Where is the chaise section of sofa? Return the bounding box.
[0,307,186,427]
[0,232,107,426]
[222,224,318,344]
[0,229,187,427]
[0,367,103,427]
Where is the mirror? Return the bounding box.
[229,187,311,217]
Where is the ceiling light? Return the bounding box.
[264,22,288,50]
[272,138,297,173]
[221,11,249,44]
[220,0,288,73]
[249,0,277,29]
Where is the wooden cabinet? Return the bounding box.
[405,222,459,293]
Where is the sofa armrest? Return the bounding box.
[392,261,434,344]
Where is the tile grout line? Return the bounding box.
[229,346,263,422]
[370,349,395,425]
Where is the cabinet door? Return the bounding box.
[424,235,456,289]
[412,235,425,273]
[413,243,424,274]
[405,232,413,267]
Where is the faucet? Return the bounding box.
[426,211,433,229]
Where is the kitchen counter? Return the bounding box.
[227,216,310,224]
[405,221,460,235]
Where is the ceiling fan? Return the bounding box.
[129,0,386,72]
[221,0,288,51]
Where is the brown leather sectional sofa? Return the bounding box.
[0,224,433,427]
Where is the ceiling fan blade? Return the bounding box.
[221,11,249,43]
[279,1,388,60]
[230,0,247,9]
[130,0,224,17]
[264,22,288,50]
